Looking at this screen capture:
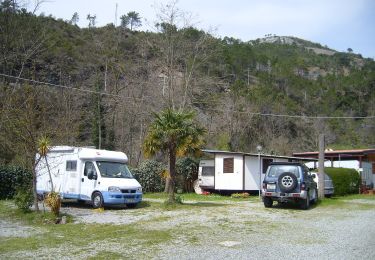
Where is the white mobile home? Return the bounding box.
[36,146,142,208]
[200,150,316,192]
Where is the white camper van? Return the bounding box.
[36,146,142,208]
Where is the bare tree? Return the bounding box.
[70,12,79,25]
[87,13,96,28]
[153,0,216,110]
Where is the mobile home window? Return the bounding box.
[66,160,77,171]
[262,158,273,174]
[223,158,234,173]
[202,166,215,176]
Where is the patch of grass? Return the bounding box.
[317,195,375,210]
[317,198,346,208]
[0,200,173,256]
[337,194,375,200]
[0,200,71,225]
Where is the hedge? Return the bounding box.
[131,157,199,193]
[0,165,32,199]
[325,167,360,196]
[131,160,166,192]
[176,157,199,192]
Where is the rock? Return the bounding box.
[60,216,67,224]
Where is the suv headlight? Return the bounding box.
[108,186,121,192]
[137,187,142,193]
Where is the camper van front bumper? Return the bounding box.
[102,191,143,205]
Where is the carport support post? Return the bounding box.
[318,134,325,199]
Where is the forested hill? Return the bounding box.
[1,6,374,166]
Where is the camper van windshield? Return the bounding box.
[96,161,134,179]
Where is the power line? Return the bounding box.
[202,107,375,119]
[0,73,149,101]
[1,73,374,120]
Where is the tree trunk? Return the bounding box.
[45,156,54,192]
[164,177,171,193]
[32,164,39,212]
[167,144,176,203]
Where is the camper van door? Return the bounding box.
[80,161,98,200]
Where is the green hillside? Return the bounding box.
[0,5,374,166]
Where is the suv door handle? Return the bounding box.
[81,178,84,182]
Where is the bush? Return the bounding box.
[176,157,199,192]
[0,165,32,199]
[14,187,34,212]
[45,191,61,217]
[131,160,166,192]
[325,167,360,196]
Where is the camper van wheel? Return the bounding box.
[92,192,104,209]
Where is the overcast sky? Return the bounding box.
[27,0,375,58]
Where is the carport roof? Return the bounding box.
[202,149,318,162]
[293,149,375,161]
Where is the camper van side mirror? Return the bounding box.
[311,174,316,179]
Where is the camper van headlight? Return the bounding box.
[108,186,121,192]
[137,187,142,193]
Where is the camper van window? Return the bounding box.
[84,162,96,176]
[96,161,134,179]
[202,167,215,176]
[223,158,234,173]
[66,160,77,171]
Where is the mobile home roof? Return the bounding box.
[202,149,318,162]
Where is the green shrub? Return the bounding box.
[176,157,199,192]
[131,160,166,192]
[175,194,184,204]
[0,165,32,199]
[325,167,360,196]
[14,187,34,212]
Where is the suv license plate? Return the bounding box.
[127,199,135,203]
[267,184,276,190]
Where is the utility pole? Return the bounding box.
[115,3,118,27]
[257,145,262,199]
[318,134,325,198]
[247,67,250,85]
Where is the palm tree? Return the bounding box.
[37,136,53,191]
[143,108,206,203]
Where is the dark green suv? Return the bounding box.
[262,162,318,210]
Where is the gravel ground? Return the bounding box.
[1,198,375,259]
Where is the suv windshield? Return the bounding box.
[96,161,134,178]
[267,165,300,178]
